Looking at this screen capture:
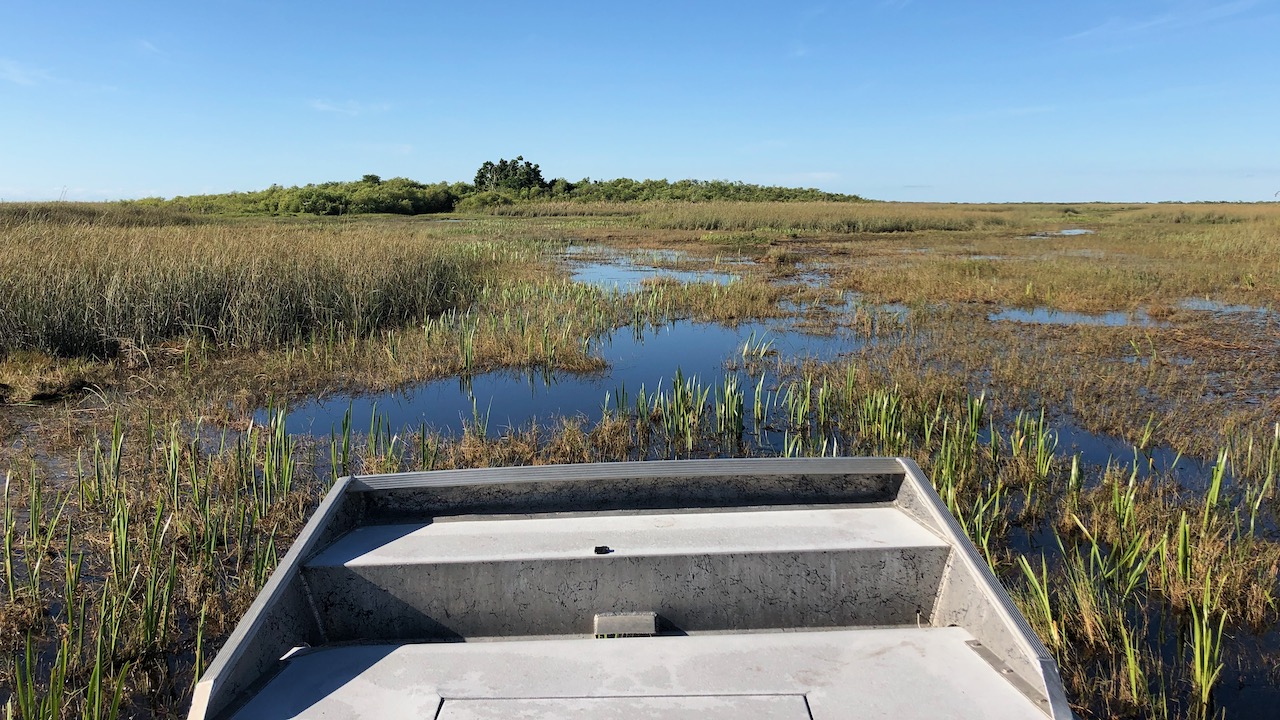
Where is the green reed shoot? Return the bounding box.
[330,403,354,479]
[86,627,131,720]
[1119,620,1149,706]
[714,374,745,442]
[1246,424,1277,534]
[1175,511,1193,587]
[752,374,768,430]
[459,324,477,373]
[3,472,14,602]
[1017,554,1062,652]
[418,424,439,472]
[956,479,1005,567]
[81,415,125,509]
[740,330,774,361]
[1203,449,1227,534]
[12,634,69,719]
[193,601,209,690]
[1188,571,1226,712]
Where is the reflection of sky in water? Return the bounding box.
[272,320,858,437]
[1178,298,1274,317]
[570,261,737,290]
[841,292,914,320]
[1020,228,1096,238]
[988,307,1163,327]
[561,245,740,290]
[1053,420,1217,492]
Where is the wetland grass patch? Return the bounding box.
[0,215,500,358]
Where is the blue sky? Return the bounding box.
[2,1,1277,202]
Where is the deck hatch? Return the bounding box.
[435,695,812,719]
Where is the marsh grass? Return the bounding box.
[638,201,1014,233]
[837,237,1279,312]
[0,215,502,358]
[0,202,199,229]
[0,411,317,718]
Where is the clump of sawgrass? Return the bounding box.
[0,201,199,229]
[633,201,1012,233]
[761,248,802,266]
[139,275,790,421]
[699,230,777,249]
[0,217,502,358]
[1,411,317,719]
[0,351,113,403]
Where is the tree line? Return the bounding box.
[131,159,864,217]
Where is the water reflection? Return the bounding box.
[273,320,858,437]
[563,246,739,290]
[1178,298,1275,317]
[570,262,738,290]
[1054,420,1216,491]
[989,307,1163,327]
[1021,228,1096,238]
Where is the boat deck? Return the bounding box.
[230,627,1049,719]
[306,505,947,566]
[189,459,1069,720]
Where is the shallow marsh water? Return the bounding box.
[272,318,857,439]
[1178,298,1276,318]
[989,307,1164,327]
[563,245,739,289]
[1021,228,1097,238]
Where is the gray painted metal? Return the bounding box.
[304,507,949,640]
[189,458,1072,720]
[593,611,658,637]
[221,629,1048,719]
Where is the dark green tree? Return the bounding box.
[474,156,548,193]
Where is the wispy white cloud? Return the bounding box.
[309,99,391,116]
[137,40,169,58]
[1065,0,1259,41]
[0,58,54,86]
